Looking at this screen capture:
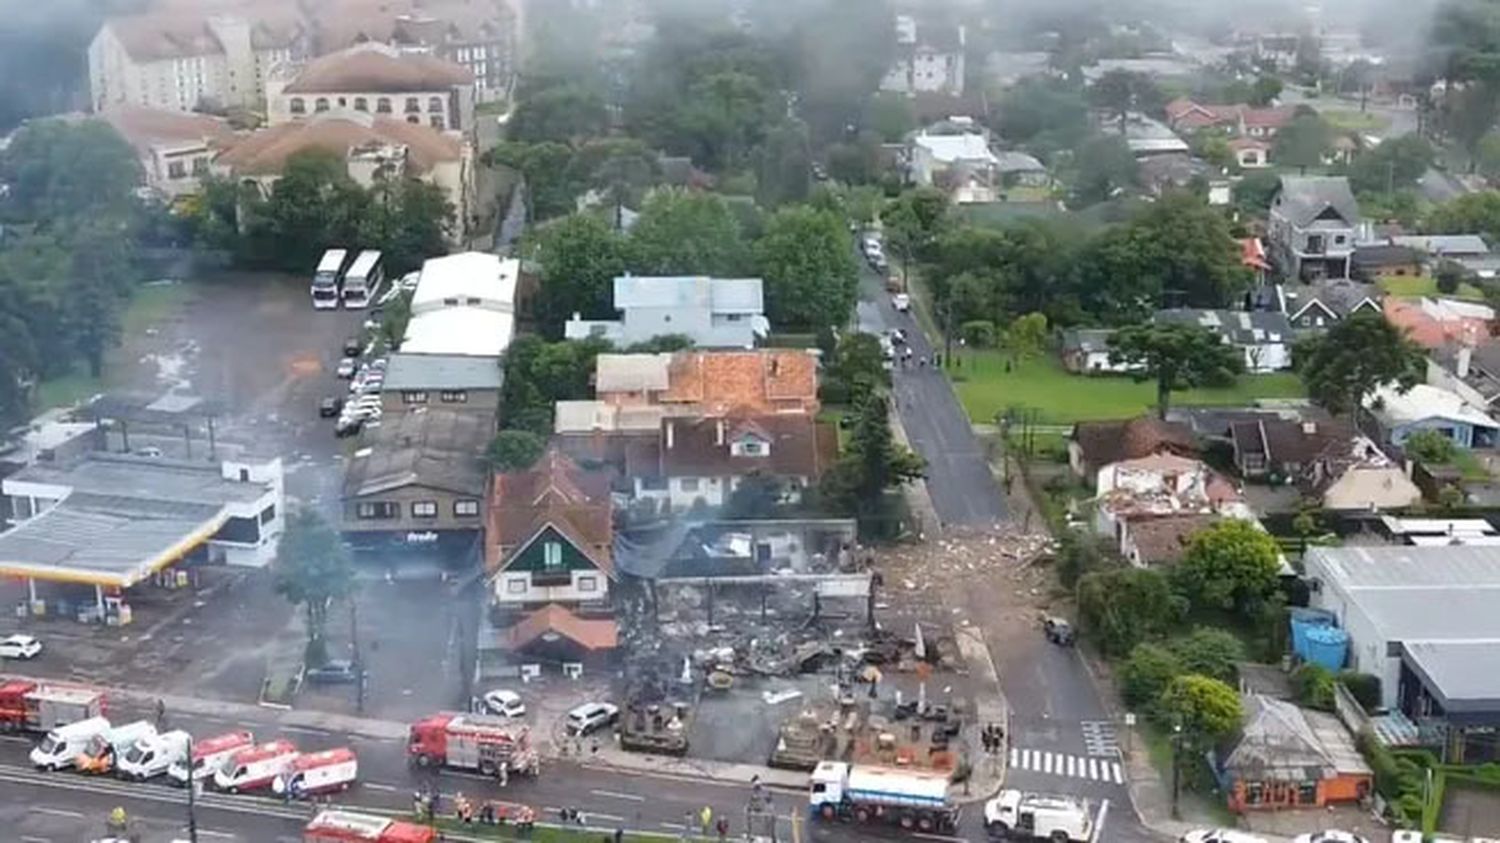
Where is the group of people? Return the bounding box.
[980,722,1006,754]
[413,788,537,830]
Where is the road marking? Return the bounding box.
[913,835,965,842]
[279,725,327,735]
[660,822,687,830]
[32,807,84,818]
[1009,747,1019,768]
[363,782,399,792]
[1088,758,1099,780]
[1010,746,1125,785]
[1112,763,1124,784]
[195,831,236,839]
[1091,798,1110,843]
[591,789,645,802]
[21,836,50,842]
[1066,756,1076,777]
[0,735,31,743]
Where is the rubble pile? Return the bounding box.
[877,527,1055,594]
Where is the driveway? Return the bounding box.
[855,265,1007,527]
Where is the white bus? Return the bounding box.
[311,249,349,310]
[341,250,384,310]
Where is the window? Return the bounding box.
[315,97,329,112]
[679,478,700,492]
[337,96,347,107]
[403,391,429,404]
[453,499,480,517]
[192,157,208,175]
[428,96,444,113]
[1334,234,1346,245]
[407,115,420,124]
[577,575,598,593]
[289,97,305,114]
[739,439,765,456]
[506,578,527,594]
[443,297,459,305]
[376,97,392,113]
[440,390,467,403]
[411,500,438,518]
[168,160,187,179]
[430,115,445,129]
[354,97,367,112]
[356,501,397,519]
[259,504,276,524]
[238,468,250,482]
[543,542,563,569]
[405,96,420,113]
[466,296,481,305]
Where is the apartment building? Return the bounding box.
[265,42,475,133]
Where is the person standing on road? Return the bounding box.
[155,698,166,730]
[699,805,712,834]
[716,817,729,841]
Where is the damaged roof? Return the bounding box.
[341,407,489,499]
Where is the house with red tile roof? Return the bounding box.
[265,42,474,134]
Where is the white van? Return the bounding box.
[213,740,298,793]
[118,729,191,780]
[31,716,110,771]
[272,747,358,798]
[76,719,156,775]
[167,730,253,786]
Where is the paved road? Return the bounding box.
[855,266,1007,527]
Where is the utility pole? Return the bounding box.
[186,734,199,843]
[1170,722,1183,820]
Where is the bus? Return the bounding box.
[312,249,350,310]
[341,250,384,310]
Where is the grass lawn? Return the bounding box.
[1378,275,1486,301]
[1449,449,1492,482]
[1321,108,1390,134]
[952,354,1306,425]
[33,280,197,412]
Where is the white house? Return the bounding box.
[1092,452,1250,540]
[564,275,770,349]
[1363,382,1500,449]
[910,130,999,188]
[1154,309,1294,372]
[880,15,966,96]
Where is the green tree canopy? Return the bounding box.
[1157,674,1244,742]
[507,82,609,145]
[631,189,752,277]
[2,118,140,220]
[1076,567,1184,657]
[1176,520,1282,613]
[755,205,858,329]
[1404,428,1459,464]
[820,390,925,528]
[1167,627,1247,683]
[1273,114,1333,174]
[995,78,1091,155]
[1428,191,1500,245]
[274,509,355,663]
[1122,643,1183,709]
[1348,134,1434,194]
[823,331,890,403]
[1297,311,1425,415]
[1071,134,1138,206]
[1109,323,1243,418]
[532,213,633,332]
[486,429,547,472]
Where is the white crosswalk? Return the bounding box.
[1009,747,1125,784]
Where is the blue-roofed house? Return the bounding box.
[563,275,770,348]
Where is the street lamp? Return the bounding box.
[1170,722,1184,820]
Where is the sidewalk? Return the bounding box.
[891,402,944,539]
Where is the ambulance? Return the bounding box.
[274,747,358,798]
[168,730,253,786]
[214,739,298,793]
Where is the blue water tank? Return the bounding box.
[1289,607,1338,663]
[1304,625,1350,671]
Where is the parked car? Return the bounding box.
[891,293,911,312]
[1042,616,1075,646]
[482,689,526,719]
[319,397,343,418]
[1293,833,1370,843]
[888,328,907,345]
[334,416,362,438]
[133,446,163,458]
[342,336,362,357]
[336,358,357,378]
[304,660,359,685]
[0,634,42,659]
[565,702,619,735]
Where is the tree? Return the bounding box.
[500,335,612,435]
[1443,83,1500,169]
[486,429,547,472]
[1250,76,1284,107]
[1071,135,1137,205]
[824,332,889,404]
[2,118,140,221]
[1175,520,1281,613]
[1273,115,1332,175]
[630,188,751,277]
[1109,323,1243,419]
[507,83,609,144]
[881,187,950,280]
[865,92,916,143]
[1090,70,1155,134]
[1436,259,1469,295]
[755,205,859,329]
[1475,133,1500,182]
[756,120,813,207]
[1348,134,1434,195]
[532,213,633,333]
[1297,311,1425,415]
[1429,191,1500,245]
[1291,662,1336,710]
[1054,529,1107,589]
[725,471,787,519]
[1404,428,1459,464]
[1233,170,1282,216]
[996,78,1091,154]
[1076,568,1184,657]
[820,391,925,526]
[274,509,355,665]
[1005,312,1049,361]
[359,177,452,275]
[486,141,578,221]
[1167,627,1247,683]
[241,150,369,271]
[1157,674,1244,743]
[1122,643,1183,709]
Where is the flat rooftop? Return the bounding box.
[7,453,268,506]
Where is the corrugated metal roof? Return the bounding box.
[0,493,224,582]
[382,353,503,391]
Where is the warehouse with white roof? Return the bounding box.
[402,252,518,358]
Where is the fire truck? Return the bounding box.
[303,810,435,843]
[0,680,106,733]
[407,712,538,777]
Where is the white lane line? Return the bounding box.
[0,735,33,743]
[279,726,326,735]
[660,822,687,830]
[364,782,399,792]
[913,834,966,843]
[587,812,626,822]
[21,836,50,842]
[1091,798,1110,843]
[1111,762,1124,784]
[1041,752,1051,774]
[1066,756,1077,777]
[1088,758,1100,780]
[591,789,645,802]
[1009,747,1019,768]
[196,831,236,839]
[32,807,84,818]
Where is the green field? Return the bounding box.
[1378,275,1487,301]
[953,353,1306,425]
[34,280,197,412]
[1321,108,1390,134]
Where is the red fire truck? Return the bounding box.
[303,810,435,843]
[0,680,106,733]
[407,712,538,777]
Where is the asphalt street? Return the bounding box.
[855,266,1007,527]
